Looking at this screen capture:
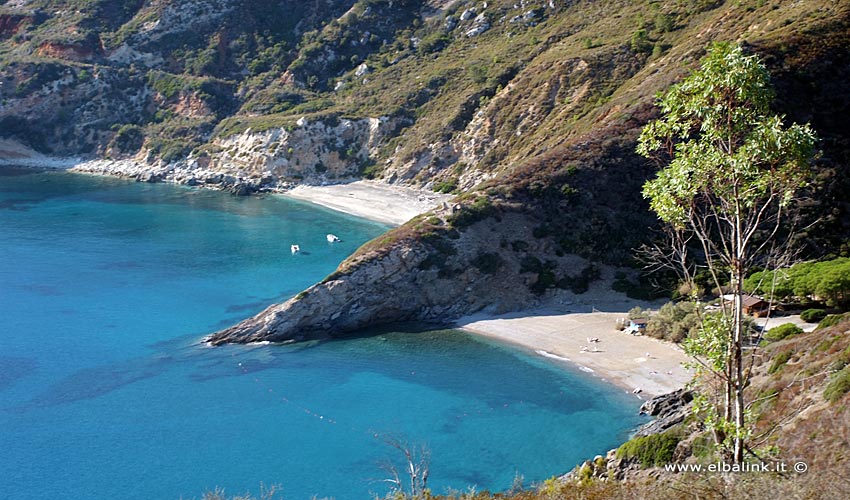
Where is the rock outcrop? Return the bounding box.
[559,388,694,484]
[205,209,597,345]
[71,114,395,192]
[70,158,283,195]
[209,116,394,184]
[635,388,694,437]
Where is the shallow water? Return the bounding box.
[0,167,646,499]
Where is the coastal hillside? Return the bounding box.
[2,1,850,341]
[520,316,850,500]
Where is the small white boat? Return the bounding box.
[291,244,300,254]
[326,234,340,243]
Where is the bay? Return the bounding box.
[0,166,645,499]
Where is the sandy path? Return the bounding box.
[457,311,693,399]
[283,180,454,226]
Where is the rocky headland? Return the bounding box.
[205,207,601,344]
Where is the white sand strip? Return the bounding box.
[0,139,81,168]
[283,180,454,226]
[457,311,693,399]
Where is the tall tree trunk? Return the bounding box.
[732,213,746,464]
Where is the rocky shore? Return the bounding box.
[70,158,292,196]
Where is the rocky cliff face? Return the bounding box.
[70,114,397,192]
[208,116,393,182]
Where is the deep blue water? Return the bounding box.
[0,166,646,500]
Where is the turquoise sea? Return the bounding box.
[0,166,646,499]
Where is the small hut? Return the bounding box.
[723,294,770,317]
[742,295,769,317]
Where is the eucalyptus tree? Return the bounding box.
[637,42,818,463]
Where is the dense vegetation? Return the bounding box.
[745,257,850,308]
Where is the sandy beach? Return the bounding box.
[457,310,693,399]
[284,180,454,226]
[0,138,81,168]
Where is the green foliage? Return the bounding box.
[612,273,668,301]
[683,312,732,372]
[768,350,794,374]
[511,240,529,252]
[639,42,817,228]
[147,71,183,99]
[654,12,675,33]
[471,252,503,274]
[446,196,496,229]
[645,301,700,343]
[577,462,594,486]
[628,306,648,321]
[146,137,191,163]
[360,161,382,179]
[557,264,600,294]
[630,29,653,54]
[800,308,827,323]
[520,255,544,274]
[110,124,144,155]
[830,345,850,372]
[433,178,458,194]
[418,32,451,55]
[824,366,850,403]
[817,313,850,330]
[745,257,850,307]
[616,430,681,467]
[638,42,818,462]
[763,323,803,342]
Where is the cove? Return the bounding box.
[0,166,646,500]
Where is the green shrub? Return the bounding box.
[768,350,794,374]
[645,301,700,343]
[110,124,144,154]
[745,257,850,307]
[471,252,503,274]
[630,29,652,54]
[817,313,850,330]
[612,275,666,301]
[446,196,496,229]
[800,308,827,323]
[616,430,681,467]
[147,71,184,99]
[531,267,557,295]
[360,161,381,179]
[828,345,850,373]
[557,264,600,294]
[764,323,803,342]
[824,366,850,403]
[433,179,458,194]
[520,255,543,274]
[511,240,529,252]
[418,32,451,55]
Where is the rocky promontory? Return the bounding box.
[205,207,600,345]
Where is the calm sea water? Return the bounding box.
[0,166,646,500]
